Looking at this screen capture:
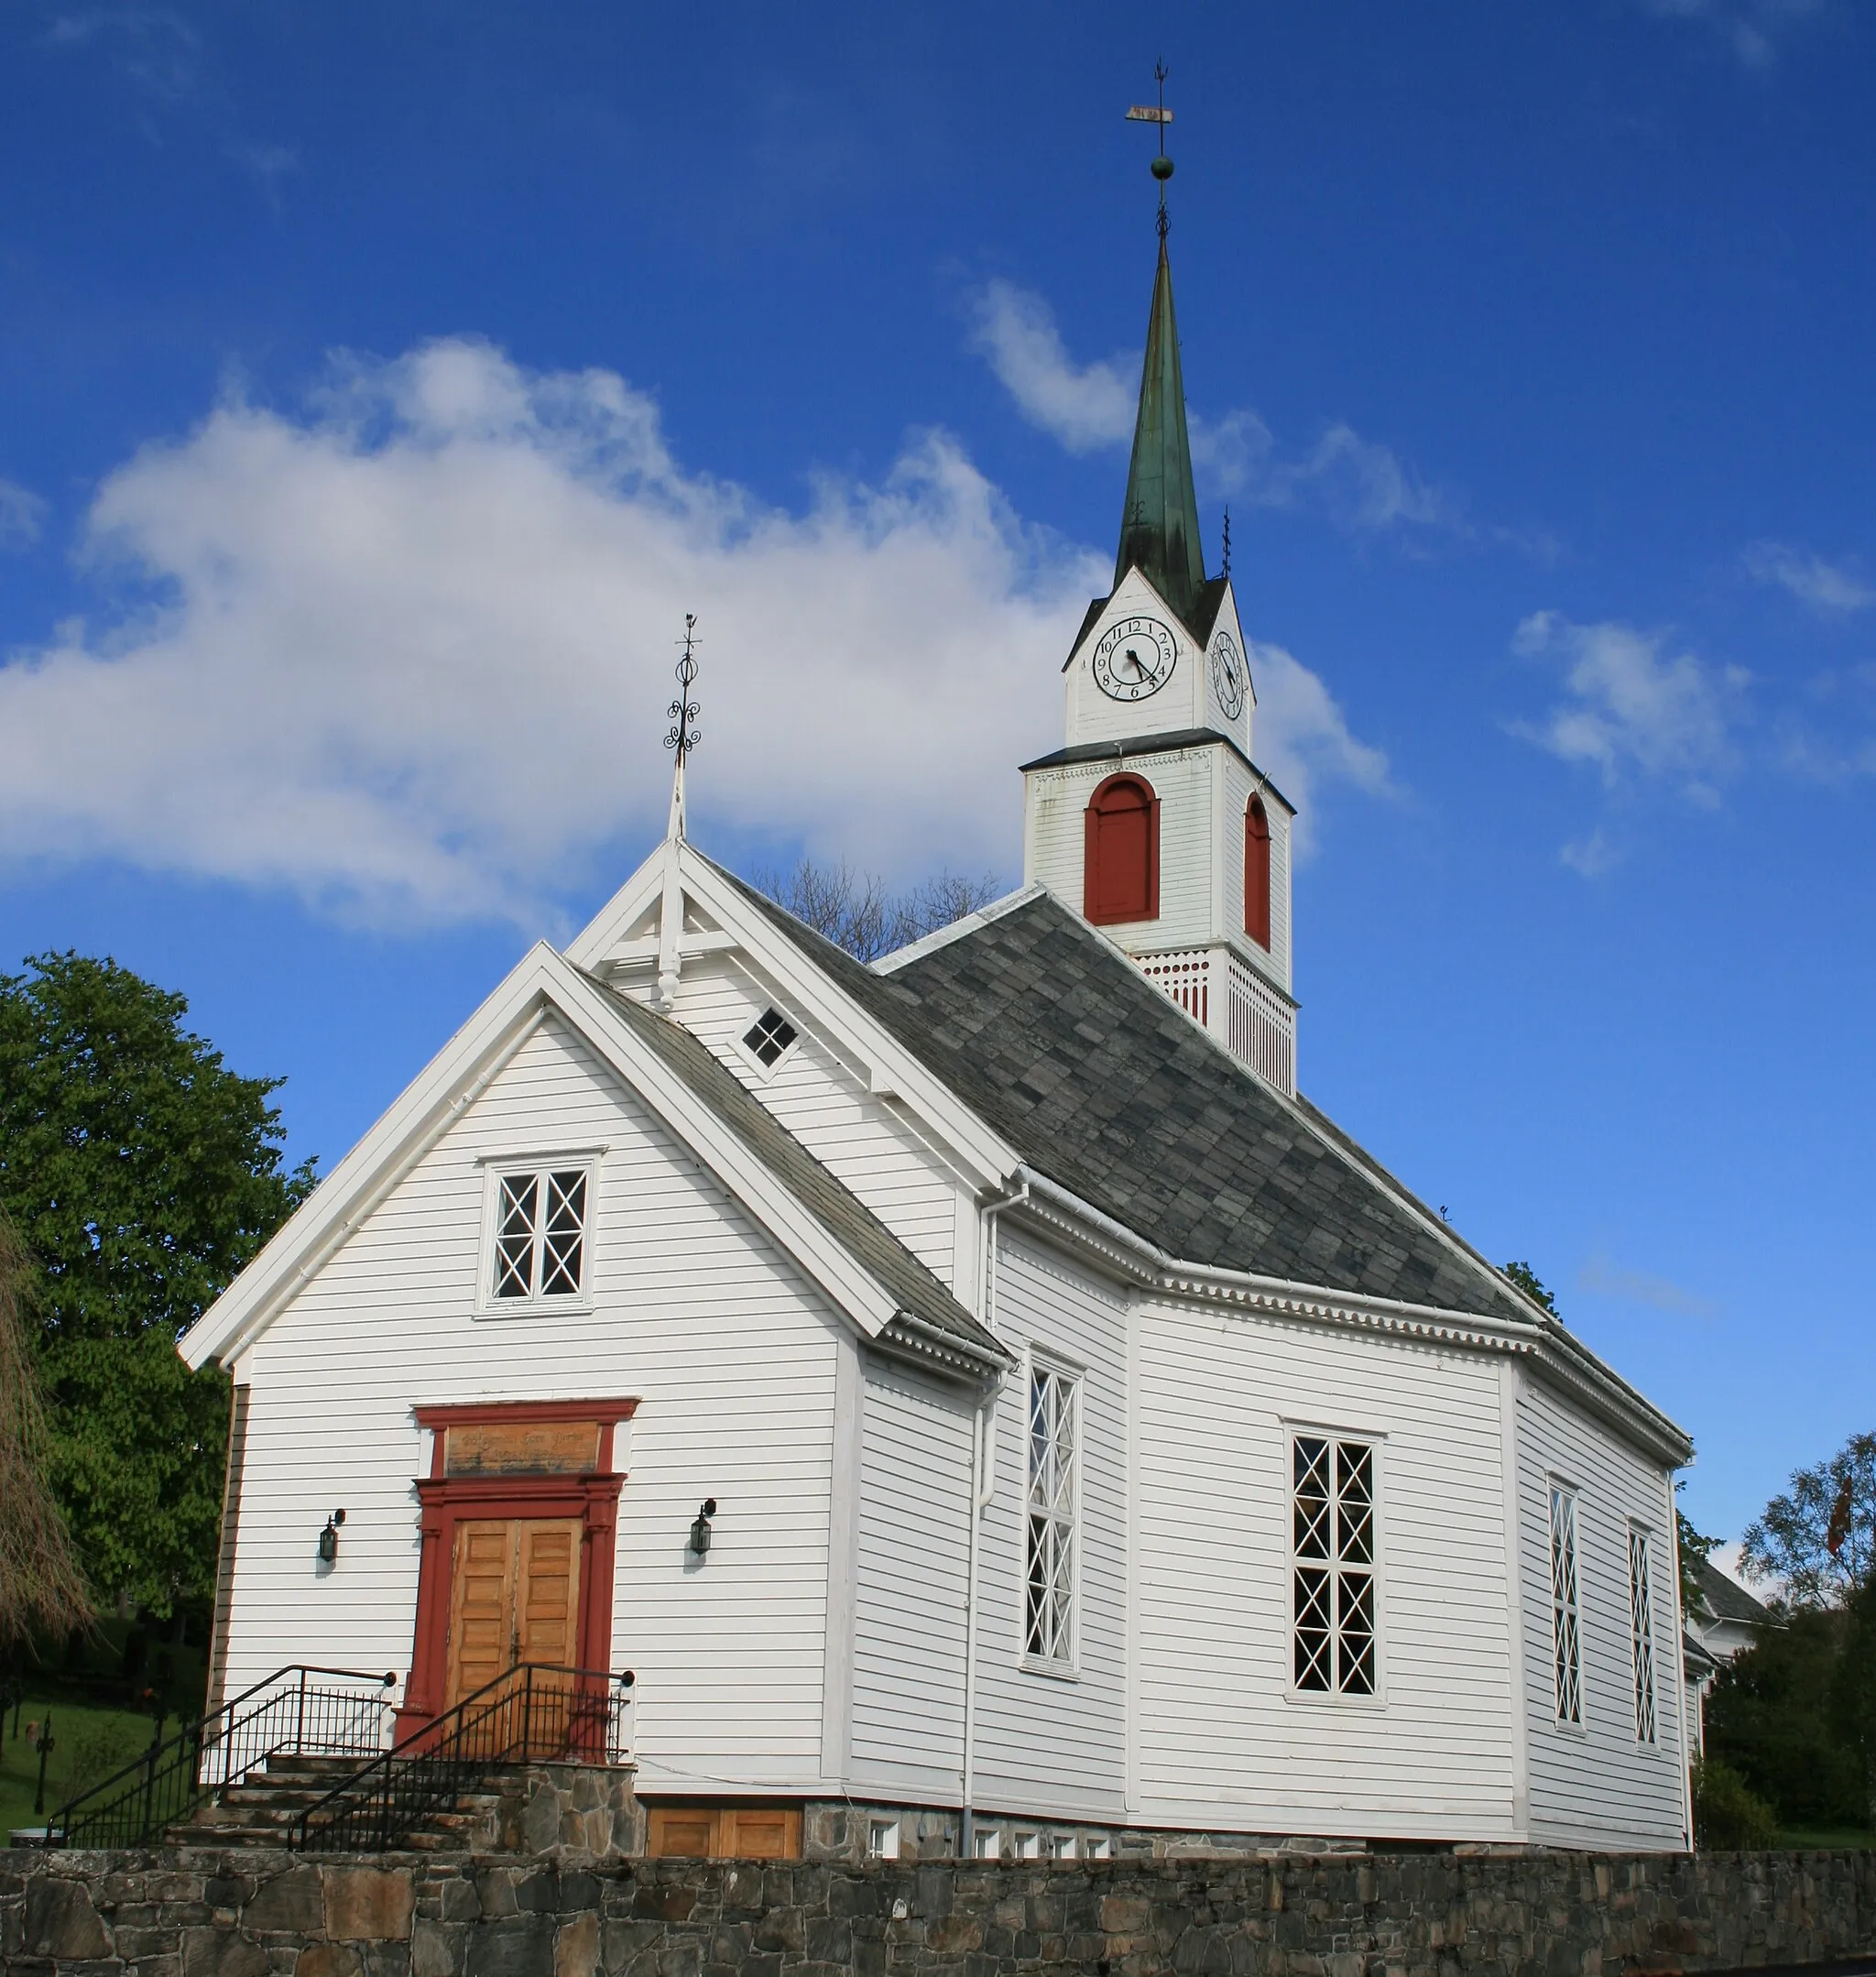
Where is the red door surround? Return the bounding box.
[398,1399,636,1741]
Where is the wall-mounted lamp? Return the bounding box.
[688,1499,717,1557]
[318,1509,346,1563]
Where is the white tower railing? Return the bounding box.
[1136,945,1295,1098]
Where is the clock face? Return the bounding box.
[1092,616,1178,702]
[1209,631,1247,721]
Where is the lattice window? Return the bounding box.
[1024,1360,1080,1666]
[1629,1525,1657,1744]
[490,1168,589,1304]
[742,1007,799,1069]
[1292,1436,1377,1696]
[1551,1485,1583,1725]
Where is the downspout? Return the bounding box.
[960,1176,1026,1857]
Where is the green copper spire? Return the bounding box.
[1115,237,1205,626]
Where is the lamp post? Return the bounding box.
[31,1711,55,1818]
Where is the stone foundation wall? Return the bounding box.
[5,1843,1873,1977]
[479,1767,644,1859]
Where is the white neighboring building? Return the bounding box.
[1683,1556,1772,1757]
[181,228,1696,1859]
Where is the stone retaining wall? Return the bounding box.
[4,1843,1872,1977]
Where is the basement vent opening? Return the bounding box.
[743,1008,799,1068]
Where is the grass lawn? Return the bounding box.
[0,1694,162,1838]
[1774,1827,1876,1850]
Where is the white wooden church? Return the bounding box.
[181,221,1696,1860]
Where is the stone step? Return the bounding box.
[169,1775,506,1851]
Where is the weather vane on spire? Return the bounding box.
[1126,60,1174,241]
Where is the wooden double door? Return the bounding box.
[646,1804,802,1860]
[447,1516,583,1707]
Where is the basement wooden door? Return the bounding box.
[445,1517,583,1708]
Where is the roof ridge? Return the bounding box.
[577,966,1007,1371]
[873,884,1044,976]
[1020,897,1543,1324]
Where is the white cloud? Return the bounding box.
[1511,610,1748,803]
[968,280,1498,549]
[1639,0,1825,66]
[967,280,1135,453]
[1578,1250,1718,1318]
[234,143,300,208]
[0,337,1384,929]
[1559,829,1618,879]
[45,7,201,100]
[1249,639,1395,843]
[0,479,47,550]
[1259,422,1455,534]
[1743,541,1874,615]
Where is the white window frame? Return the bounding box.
[734,1003,803,1082]
[1550,1481,1585,1729]
[1020,1352,1082,1676]
[1287,1429,1381,1704]
[867,1818,900,1860]
[474,1157,599,1317]
[1629,1522,1658,1746]
[971,1826,1002,1859]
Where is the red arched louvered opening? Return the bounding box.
[1245,794,1272,949]
[1085,773,1160,925]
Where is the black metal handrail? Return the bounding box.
[292,1663,633,1853]
[48,1664,398,1850]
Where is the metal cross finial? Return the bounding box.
[1126,61,1175,240]
[665,614,701,761]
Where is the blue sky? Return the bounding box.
[2,0,1871,1546]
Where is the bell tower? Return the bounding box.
[1020,110,1298,1095]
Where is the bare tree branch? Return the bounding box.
[752,859,1004,964]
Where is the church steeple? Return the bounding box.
[1114,237,1206,628]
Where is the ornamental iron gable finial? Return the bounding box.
[656,613,700,1010]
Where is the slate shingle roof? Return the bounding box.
[584,971,1007,1368]
[1690,1555,1772,1627]
[708,867,1534,1327]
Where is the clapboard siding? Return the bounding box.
[968,1233,1129,1820]
[847,1356,975,1802]
[227,1014,843,1793]
[1222,750,1292,990]
[1025,748,1218,955]
[1132,1304,1521,1839]
[668,956,960,1288]
[1518,1378,1687,1850]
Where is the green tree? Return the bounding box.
[1832,1572,1876,1826]
[1704,1603,1867,1829]
[0,953,314,1617]
[1500,1259,1558,1316]
[1740,1430,1876,1610]
[0,1208,93,1644]
[1677,1493,1723,1621]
